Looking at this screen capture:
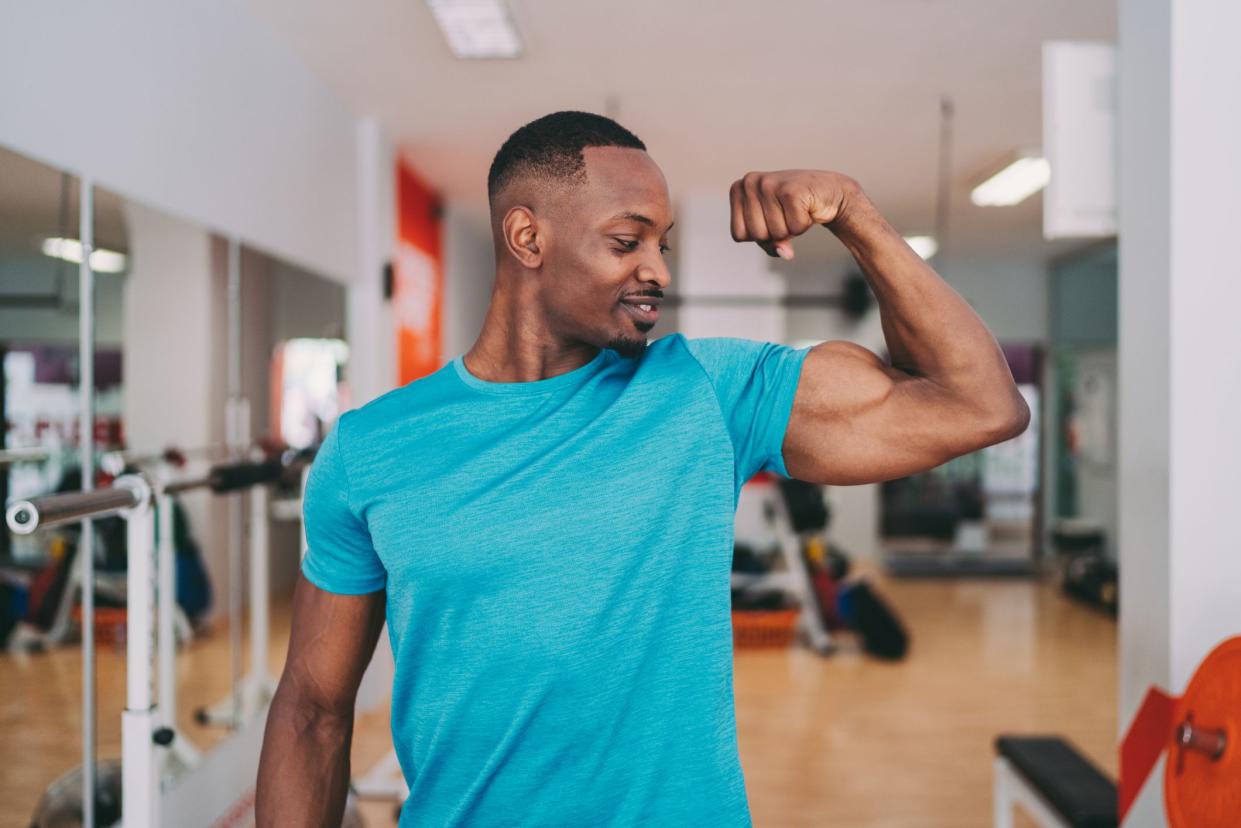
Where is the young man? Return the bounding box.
[256,111,1028,826]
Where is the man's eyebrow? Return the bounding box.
[610,212,675,233]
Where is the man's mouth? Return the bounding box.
[620,296,662,326]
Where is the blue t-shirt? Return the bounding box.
[302,333,809,827]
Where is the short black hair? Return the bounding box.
[487,111,646,203]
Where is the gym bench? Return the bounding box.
[993,736,1117,828]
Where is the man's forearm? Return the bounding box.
[256,690,355,827]
[828,185,1023,423]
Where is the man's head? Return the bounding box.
[488,111,673,358]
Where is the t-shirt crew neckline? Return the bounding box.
[452,348,615,396]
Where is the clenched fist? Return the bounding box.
[728,170,859,260]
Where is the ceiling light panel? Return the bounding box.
[970,156,1051,207]
[41,237,128,273]
[426,0,523,59]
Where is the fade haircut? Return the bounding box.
[487,111,646,205]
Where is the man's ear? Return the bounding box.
[502,205,543,269]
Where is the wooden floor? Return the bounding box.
[0,565,1116,827]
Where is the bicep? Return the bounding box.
[782,341,997,485]
[277,573,386,715]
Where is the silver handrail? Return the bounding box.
[6,483,145,535]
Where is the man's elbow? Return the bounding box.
[271,669,357,728]
[977,388,1031,446]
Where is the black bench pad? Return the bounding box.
[995,735,1118,828]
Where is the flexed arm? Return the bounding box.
[728,170,1030,485]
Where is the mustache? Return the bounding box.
[623,289,665,299]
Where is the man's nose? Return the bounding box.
[639,255,671,290]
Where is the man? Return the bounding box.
[256,111,1028,826]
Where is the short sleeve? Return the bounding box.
[684,337,810,481]
[301,415,387,594]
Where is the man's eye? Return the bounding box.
[659,244,672,255]
[614,239,639,252]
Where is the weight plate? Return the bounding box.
[1165,637,1241,828]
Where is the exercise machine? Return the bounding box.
[729,473,836,655]
[994,636,1241,828]
[11,458,356,828]
[10,475,155,827]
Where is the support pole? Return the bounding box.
[157,488,177,733]
[152,476,203,775]
[118,476,158,828]
[225,237,246,728]
[78,175,96,828]
[248,482,269,687]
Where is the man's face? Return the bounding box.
[538,147,673,358]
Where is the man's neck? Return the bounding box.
[463,274,599,384]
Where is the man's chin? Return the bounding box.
[604,333,649,359]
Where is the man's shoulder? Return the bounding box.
[638,333,712,375]
[339,362,458,436]
[655,334,781,373]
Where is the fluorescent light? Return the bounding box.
[903,235,939,260]
[970,156,1051,207]
[425,0,523,59]
[41,237,128,273]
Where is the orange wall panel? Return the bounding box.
[394,161,443,385]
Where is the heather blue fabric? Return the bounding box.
[301,333,809,827]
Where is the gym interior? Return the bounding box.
[1,2,1236,827]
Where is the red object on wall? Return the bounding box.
[394,161,444,385]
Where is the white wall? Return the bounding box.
[0,1,403,423]
[1118,0,1241,823]
[0,0,359,283]
[121,203,229,616]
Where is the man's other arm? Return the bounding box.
[256,573,386,827]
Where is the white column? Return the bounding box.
[1118,0,1241,823]
[348,117,397,406]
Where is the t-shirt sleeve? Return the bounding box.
[684,336,810,481]
[300,415,387,595]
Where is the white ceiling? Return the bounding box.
[251,0,1115,265]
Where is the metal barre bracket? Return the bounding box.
[6,475,151,535]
